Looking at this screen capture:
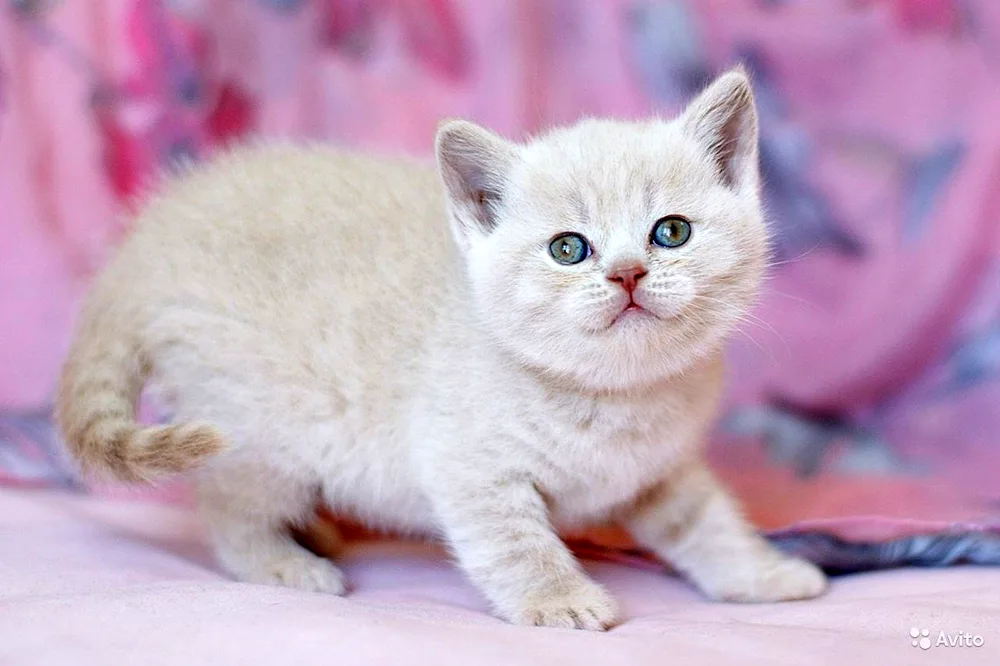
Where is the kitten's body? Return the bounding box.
[57,71,825,629]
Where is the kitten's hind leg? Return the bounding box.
[197,463,346,595]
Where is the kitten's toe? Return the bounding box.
[755,556,827,602]
[705,555,827,603]
[246,554,347,595]
[512,580,620,631]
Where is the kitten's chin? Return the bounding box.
[587,314,738,391]
[486,301,736,393]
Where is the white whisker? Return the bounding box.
[688,295,787,359]
[765,241,822,269]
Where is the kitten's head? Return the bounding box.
[435,69,768,391]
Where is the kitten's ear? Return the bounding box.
[435,120,518,241]
[680,67,759,193]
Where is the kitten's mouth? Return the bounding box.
[608,301,657,328]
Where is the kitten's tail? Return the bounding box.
[55,296,224,483]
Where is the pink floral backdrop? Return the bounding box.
[2,0,1000,530]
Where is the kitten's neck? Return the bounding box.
[489,336,721,403]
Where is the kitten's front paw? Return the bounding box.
[242,554,347,595]
[510,580,620,631]
[701,554,826,603]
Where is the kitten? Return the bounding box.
[56,69,826,630]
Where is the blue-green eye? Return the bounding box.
[651,216,692,248]
[548,233,591,265]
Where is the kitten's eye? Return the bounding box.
[651,216,692,248]
[548,233,591,265]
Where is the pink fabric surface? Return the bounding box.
[2,486,999,665]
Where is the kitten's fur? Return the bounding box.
[56,70,825,630]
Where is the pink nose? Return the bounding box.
[607,265,648,294]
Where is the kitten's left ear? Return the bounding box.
[680,67,759,193]
[435,120,519,243]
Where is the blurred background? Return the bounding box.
[2,0,999,529]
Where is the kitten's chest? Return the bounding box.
[518,391,699,524]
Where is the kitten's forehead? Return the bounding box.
[511,119,716,223]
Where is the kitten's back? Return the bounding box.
[57,144,457,481]
[130,144,453,320]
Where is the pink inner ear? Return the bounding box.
[437,122,516,234]
[710,104,755,188]
[681,73,759,190]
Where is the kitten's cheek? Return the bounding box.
[712,245,740,276]
[568,292,619,333]
[638,277,696,318]
[514,270,564,312]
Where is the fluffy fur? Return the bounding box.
[56,69,826,630]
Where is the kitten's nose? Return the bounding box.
[607,265,648,294]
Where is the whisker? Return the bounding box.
[762,288,820,310]
[684,302,773,360]
[734,326,768,357]
[689,295,788,357]
[765,241,823,269]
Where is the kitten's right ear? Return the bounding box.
[435,120,518,242]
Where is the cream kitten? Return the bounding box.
[56,69,826,630]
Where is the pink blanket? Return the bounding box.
[2,487,998,665]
